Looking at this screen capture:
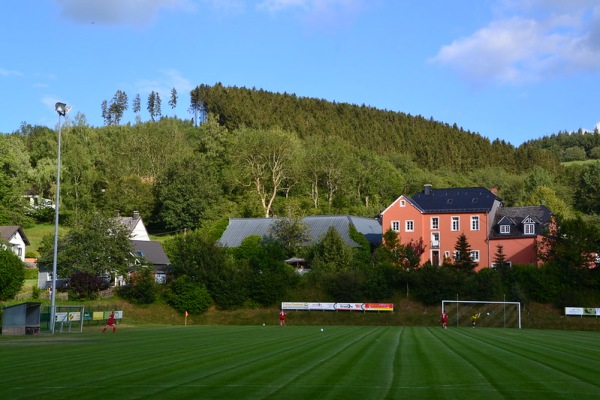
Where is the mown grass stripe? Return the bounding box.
[444,328,600,398]
[1,326,599,400]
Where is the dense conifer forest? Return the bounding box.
[2,83,599,233]
[2,84,599,312]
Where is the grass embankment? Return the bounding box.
[23,224,68,258]
[3,294,599,332]
[57,297,600,331]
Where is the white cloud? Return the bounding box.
[55,0,195,26]
[0,68,22,77]
[432,1,600,85]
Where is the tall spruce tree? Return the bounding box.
[453,233,477,273]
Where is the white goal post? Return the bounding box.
[441,300,521,329]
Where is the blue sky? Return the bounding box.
[2,0,600,145]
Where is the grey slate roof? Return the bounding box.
[117,215,141,234]
[409,186,500,213]
[131,240,171,266]
[0,226,30,245]
[489,205,552,238]
[218,215,382,248]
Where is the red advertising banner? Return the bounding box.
[363,303,394,312]
[282,302,395,312]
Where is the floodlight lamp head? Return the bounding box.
[55,102,71,116]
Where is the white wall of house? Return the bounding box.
[4,231,27,262]
[130,219,150,241]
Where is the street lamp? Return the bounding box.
[50,102,71,333]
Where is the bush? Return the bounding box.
[411,265,465,305]
[166,276,212,315]
[322,271,364,302]
[0,249,26,301]
[117,268,157,305]
[68,271,103,300]
[31,286,41,299]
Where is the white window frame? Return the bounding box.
[524,223,535,235]
[471,216,479,231]
[451,216,460,231]
[470,250,480,262]
[405,220,414,232]
[431,217,439,230]
[500,225,510,234]
[431,232,439,247]
[391,220,400,232]
[399,200,406,207]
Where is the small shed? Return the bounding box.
[2,302,42,335]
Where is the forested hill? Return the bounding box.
[192,83,559,173]
[523,129,600,162]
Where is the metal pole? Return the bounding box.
[50,114,62,334]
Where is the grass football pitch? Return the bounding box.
[1,325,599,399]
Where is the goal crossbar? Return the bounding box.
[442,300,521,329]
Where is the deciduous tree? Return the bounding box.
[230,127,301,217]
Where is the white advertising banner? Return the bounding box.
[565,307,600,316]
[282,302,395,312]
[281,302,310,310]
[55,312,68,322]
[68,312,81,321]
[308,303,336,311]
[334,303,364,311]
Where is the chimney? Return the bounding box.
[424,184,432,195]
[490,186,498,195]
[133,210,140,219]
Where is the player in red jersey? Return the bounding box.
[102,311,117,333]
[279,310,286,327]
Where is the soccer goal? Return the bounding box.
[441,300,521,329]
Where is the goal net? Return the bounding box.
[441,300,521,329]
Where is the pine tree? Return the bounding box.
[169,87,177,109]
[493,244,508,269]
[453,233,477,273]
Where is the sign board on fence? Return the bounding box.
[68,312,81,321]
[565,307,600,316]
[55,312,68,323]
[282,302,394,312]
[364,303,394,312]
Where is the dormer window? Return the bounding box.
[523,216,535,235]
[500,225,510,234]
[524,223,535,235]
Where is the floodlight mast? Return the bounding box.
[50,102,70,334]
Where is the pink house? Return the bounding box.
[380,185,552,270]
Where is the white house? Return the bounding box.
[0,226,30,262]
[116,211,150,241]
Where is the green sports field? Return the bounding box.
[1,326,599,399]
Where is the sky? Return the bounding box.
[2,0,600,146]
